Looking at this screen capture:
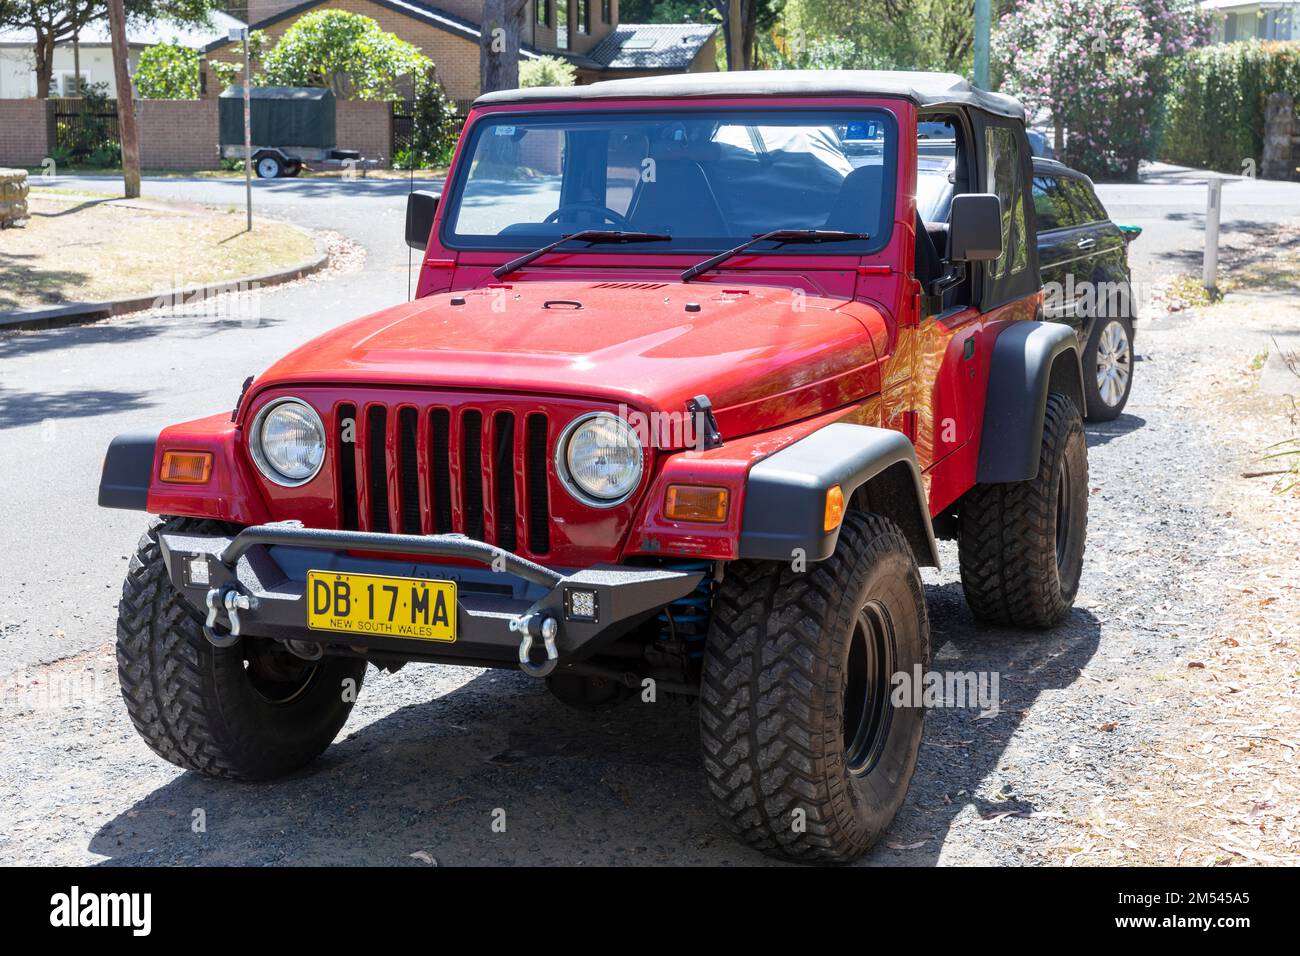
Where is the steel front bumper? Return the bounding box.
[159,523,703,675]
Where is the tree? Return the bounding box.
[479,0,528,94]
[519,54,575,88]
[134,39,199,97]
[776,0,998,74]
[708,0,780,70]
[106,0,139,197]
[994,0,1209,180]
[257,10,431,99]
[4,0,216,98]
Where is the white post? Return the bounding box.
[243,32,252,232]
[1203,176,1222,296]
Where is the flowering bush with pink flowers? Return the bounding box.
[993,0,1209,180]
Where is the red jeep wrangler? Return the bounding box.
[99,71,1088,863]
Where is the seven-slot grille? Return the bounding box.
[333,401,551,555]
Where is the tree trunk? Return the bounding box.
[106,0,140,198]
[728,0,745,71]
[34,33,54,99]
[479,0,521,94]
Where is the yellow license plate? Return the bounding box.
[307,571,456,642]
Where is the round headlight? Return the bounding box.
[558,412,644,506]
[250,398,325,486]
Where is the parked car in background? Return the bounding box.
[919,155,1139,420]
[1031,158,1138,420]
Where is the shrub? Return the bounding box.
[519,55,576,88]
[257,10,431,99]
[1160,41,1300,174]
[134,40,200,98]
[393,73,460,169]
[994,0,1209,181]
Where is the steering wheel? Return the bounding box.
[543,203,633,229]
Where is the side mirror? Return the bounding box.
[405,190,440,250]
[948,193,1003,262]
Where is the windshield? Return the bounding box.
[443,109,897,254]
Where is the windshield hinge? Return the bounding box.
[687,395,723,450]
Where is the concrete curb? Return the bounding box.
[0,235,330,333]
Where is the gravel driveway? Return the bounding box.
[0,308,1258,866]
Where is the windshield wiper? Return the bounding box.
[680,229,871,282]
[493,230,671,279]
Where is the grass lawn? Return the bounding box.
[0,194,317,312]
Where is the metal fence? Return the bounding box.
[50,97,120,162]
[390,99,465,166]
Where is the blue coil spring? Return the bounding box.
[658,561,714,657]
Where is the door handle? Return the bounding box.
[1076,237,1097,250]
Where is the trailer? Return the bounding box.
[218,86,382,178]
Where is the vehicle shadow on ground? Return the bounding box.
[1084,413,1145,448]
[86,588,1101,867]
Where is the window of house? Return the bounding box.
[602,0,611,24]
[578,0,590,35]
[556,0,569,48]
[984,125,1028,279]
[536,0,549,27]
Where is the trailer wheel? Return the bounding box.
[255,154,284,179]
[283,160,302,178]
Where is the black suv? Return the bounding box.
[919,155,1139,420]
[1031,158,1138,420]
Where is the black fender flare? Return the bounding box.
[738,423,940,569]
[977,320,1085,484]
[98,431,159,510]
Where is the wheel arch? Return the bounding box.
[738,422,940,569]
[976,320,1085,483]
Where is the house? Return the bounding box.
[202,1,718,108]
[0,12,246,98]
[1200,0,1298,42]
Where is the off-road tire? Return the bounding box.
[700,512,929,863]
[959,392,1088,627]
[116,516,367,780]
[1082,314,1134,421]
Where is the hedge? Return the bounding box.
[1160,40,1300,173]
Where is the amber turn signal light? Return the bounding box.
[664,484,729,523]
[824,484,845,532]
[160,450,213,484]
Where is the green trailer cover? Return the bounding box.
[218,87,337,149]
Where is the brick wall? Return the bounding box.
[205,0,484,107]
[137,100,222,170]
[336,99,393,165]
[0,100,52,167]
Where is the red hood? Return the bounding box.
[252,281,887,439]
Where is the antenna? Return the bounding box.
[407,86,417,302]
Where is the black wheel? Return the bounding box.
[1082,315,1134,421]
[700,512,929,863]
[255,154,283,179]
[283,160,302,178]
[546,671,629,711]
[116,516,366,780]
[959,392,1088,627]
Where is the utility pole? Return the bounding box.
[106,0,140,198]
[231,26,252,232]
[974,0,991,89]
